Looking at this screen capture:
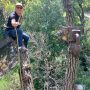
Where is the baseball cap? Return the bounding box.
[16,3,23,7]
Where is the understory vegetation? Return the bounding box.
[0,0,90,90]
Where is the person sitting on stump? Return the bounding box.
[6,3,29,48]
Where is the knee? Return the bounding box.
[23,32,30,41]
[26,35,29,42]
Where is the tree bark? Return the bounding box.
[63,0,77,90]
[19,47,35,90]
[64,53,76,90]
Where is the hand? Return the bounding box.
[16,22,21,25]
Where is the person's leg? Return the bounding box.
[7,29,23,47]
[17,28,23,47]
[22,32,29,48]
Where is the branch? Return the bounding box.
[73,6,81,18]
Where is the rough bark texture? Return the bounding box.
[19,47,34,90]
[63,0,78,90]
[0,37,12,49]
[0,39,17,76]
[64,53,76,90]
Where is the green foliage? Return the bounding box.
[23,0,66,60]
[0,0,90,90]
[83,0,90,11]
[0,0,15,15]
[76,64,90,90]
[0,0,15,40]
[23,0,65,32]
[0,65,20,90]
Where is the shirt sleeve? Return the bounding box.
[10,13,15,20]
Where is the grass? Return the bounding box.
[0,64,20,90]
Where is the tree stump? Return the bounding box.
[0,38,17,76]
[19,47,34,90]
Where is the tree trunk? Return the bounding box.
[19,47,34,90]
[64,53,76,90]
[63,0,77,90]
[63,0,73,26]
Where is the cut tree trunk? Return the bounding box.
[0,38,17,76]
[63,0,78,90]
[19,47,34,90]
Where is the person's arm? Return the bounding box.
[11,19,20,28]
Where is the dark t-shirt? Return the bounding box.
[6,11,20,30]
